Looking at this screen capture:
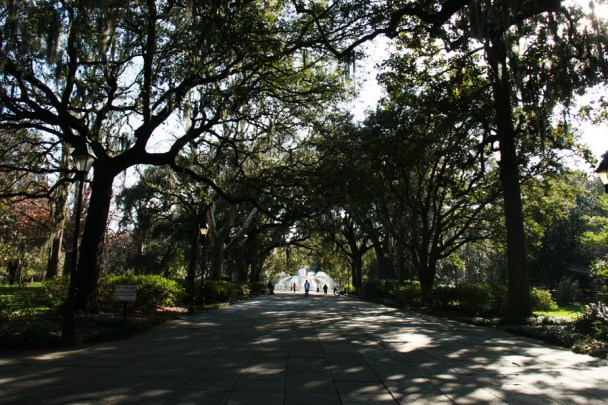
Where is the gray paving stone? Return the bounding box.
[1,293,607,404]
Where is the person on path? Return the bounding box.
[304,280,310,297]
[267,281,274,294]
[292,282,297,292]
[323,284,328,295]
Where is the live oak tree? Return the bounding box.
[306,113,375,290]
[526,172,599,285]
[295,0,608,316]
[0,128,63,281]
[118,90,350,286]
[313,44,503,299]
[0,1,345,310]
[366,51,502,300]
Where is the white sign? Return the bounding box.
[114,285,137,302]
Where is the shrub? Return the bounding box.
[251,282,266,295]
[362,281,506,315]
[484,284,508,315]
[39,277,70,311]
[456,284,506,315]
[202,280,249,305]
[554,278,580,306]
[39,275,183,314]
[428,284,506,316]
[530,288,558,311]
[344,283,357,295]
[573,302,608,340]
[572,337,608,359]
[96,274,184,314]
[360,279,386,300]
[0,314,63,349]
[391,284,423,308]
[431,285,459,310]
[590,260,608,302]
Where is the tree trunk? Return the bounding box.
[351,253,362,291]
[418,262,435,304]
[186,226,201,313]
[209,236,227,280]
[239,236,257,284]
[207,205,235,281]
[7,259,18,285]
[396,246,408,283]
[487,36,530,317]
[46,232,65,279]
[372,239,389,279]
[415,243,438,304]
[235,248,248,283]
[75,171,115,312]
[46,146,70,279]
[342,217,366,291]
[17,256,24,285]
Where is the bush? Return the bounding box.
[572,337,608,359]
[201,280,249,305]
[554,278,580,306]
[431,285,459,310]
[251,281,267,295]
[391,284,423,308]
[590,260,608,302]
[361,281,506,315]
[455,284,506,315]
[96,274,184,314]
[0,314,63,349]
[39,277,70,311]
[530,288,558,311]
[428,284,506,316]
[573,301,608,340]
[360,281,507,315]
[360,279,388,300]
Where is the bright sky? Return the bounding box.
[570,0,608,165]
[351,2,608,172]
[581,120,608,163]
[354,72,608,172]
[577,84,608,163]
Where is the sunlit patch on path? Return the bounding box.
[1,293,607,404]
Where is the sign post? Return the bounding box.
[114,285,137,320]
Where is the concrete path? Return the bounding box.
[1,292,607,404]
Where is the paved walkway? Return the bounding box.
[1,292,608,404]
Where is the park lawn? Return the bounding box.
[533,303,584,319]
[1,282,177,351]
[0,283,51,314]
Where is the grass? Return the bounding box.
[0,282,51,314]
[0,282,181,351]
[0,311,178,351]
[533,303,585,319]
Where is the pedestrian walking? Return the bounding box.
[323,284,328,295]
[304,280,310,297]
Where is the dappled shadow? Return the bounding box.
[1,293,607,404]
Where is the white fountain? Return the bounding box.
[274,268,336,292]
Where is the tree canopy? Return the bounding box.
[2,1,608,317]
